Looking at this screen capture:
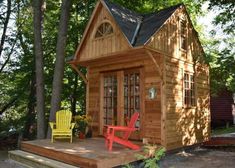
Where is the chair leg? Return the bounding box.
[51,135,53,143]
[70,136,72,143]
[108,138,113,151]
[108,130,114,151]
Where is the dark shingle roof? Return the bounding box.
[103,0,182,47]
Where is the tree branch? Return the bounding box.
[0,97,18,115]
[0,0,12,58]
[0,33,19,73]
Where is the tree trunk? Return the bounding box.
[33,0,45,139]
[71,73,78,115]
[0,0,11,58]
[48,0,72,137]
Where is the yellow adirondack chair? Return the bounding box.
[49,110,75,143]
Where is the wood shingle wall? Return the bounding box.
[146,7,210,150]
[87,51,162,143]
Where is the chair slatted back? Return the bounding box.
[123,112,139,140]
[56,110,72,130]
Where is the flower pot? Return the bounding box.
[79,132,85,139]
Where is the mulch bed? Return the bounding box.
[0,134,18,150]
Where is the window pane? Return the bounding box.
[103,75,117,125]
[181,37,187,50]
[124,71,141,128]
[95,22,114,38]
[184,73,195,107]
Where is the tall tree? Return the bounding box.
[206,0,235,93]
[33,0,45,139]
[48,0,72,126]
[208,0,235,34]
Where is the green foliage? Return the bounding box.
[74,115,92,134]
[204,0,235,93]
[136,146,166,168]
[112,0,203,18]
[208,0,235,35]
[204,35,235,94]
[0,0,95,139]
[212,126,235,136]
[122,164,133,168]
[0,110,25,135]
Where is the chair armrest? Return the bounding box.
[71,123,75,129]
[103,125,109,130]
[103,125,109,137]
[49,122,55,129]
[106,126,137,132]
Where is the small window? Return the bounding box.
[184,73,195,107]
[180,19,187,50]
[95,22,113,38]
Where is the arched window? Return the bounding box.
[95,22,114,38]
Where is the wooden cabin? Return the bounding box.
[69,0,210,150]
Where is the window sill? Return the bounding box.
[93,34,114,41]
[183,106,196,109]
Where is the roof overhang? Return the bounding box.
[69,46,153,67]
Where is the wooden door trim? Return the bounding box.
[139,67,145,138]
[99,73,104,135]
[117,71,124,126]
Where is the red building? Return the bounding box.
[211,89,234,127]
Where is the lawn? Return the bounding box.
[211,126,235,136]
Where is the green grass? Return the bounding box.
[212,126,235,136]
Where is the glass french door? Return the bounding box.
[102,69,141,135]
[124,71,140,128]
[103,75,117,125]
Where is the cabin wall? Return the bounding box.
[147,8,197,62]
[77,4,131,62]
[87,53,162,143]
[164,57,210,150]
[147,8,210,150]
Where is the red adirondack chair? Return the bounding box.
[103,112,140,151]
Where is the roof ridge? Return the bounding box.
[142,3,183,20]
[102,0,183,47]
[103,0,142,18]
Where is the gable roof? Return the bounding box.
[72,0,186,63]
[103,0,182,46]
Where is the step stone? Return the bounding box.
[8,150,79,168]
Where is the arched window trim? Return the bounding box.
[94,20,114,39]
